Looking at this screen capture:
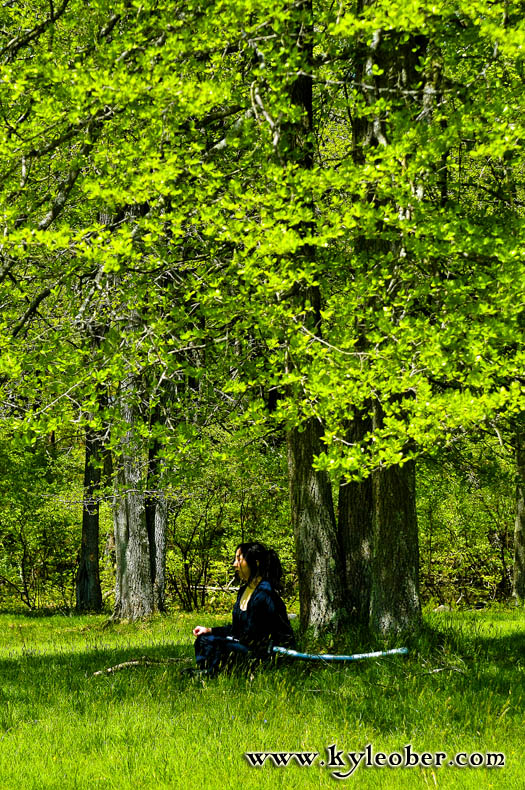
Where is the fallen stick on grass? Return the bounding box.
[93,656,189,675]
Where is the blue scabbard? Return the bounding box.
[271,646,408,662]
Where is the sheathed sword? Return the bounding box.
[271,645,409,662]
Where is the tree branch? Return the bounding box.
[0,0,71,62]
[93,655,188,675]
[11,287,52,338]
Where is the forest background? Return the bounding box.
[0,0,524,630]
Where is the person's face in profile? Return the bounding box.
[233,548,251,582]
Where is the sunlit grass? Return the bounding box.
[0,606,523,789]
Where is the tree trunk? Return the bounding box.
[369,408,421,635]
[369,459,421,634]
[347,8,425,635]
[76,426,103,611]
[113,385,154,620]
[513,422,525,601]
[338,412,373,625]
[153,493,167,611]
[288,419,346,631]
[145,435,167,613]
[279,0,346,632]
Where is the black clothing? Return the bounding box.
[194,580,295,675]
[211,580,296,651]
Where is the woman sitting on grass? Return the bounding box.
[191,542,296,677]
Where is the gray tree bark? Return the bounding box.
[369,407,421,635]
[513,422,525,601]
[369,458,421,634]
[145,433,167,613]
[153,493,167,611]
[113,383,154,620]
[288,418,346,632]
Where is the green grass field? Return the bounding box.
[0,606,523,790]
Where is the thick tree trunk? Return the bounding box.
[513,424,525,601]
[113,388,154,620]
[369,408,421,634]
[288,419,346,631]
[347,10,425,635]
[278,0,345,631]
[369,459,421,634]
[338,413,373,625]
[76,426,103,611]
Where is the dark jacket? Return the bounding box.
[211,580,296,653]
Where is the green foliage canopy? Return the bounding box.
[0,0,523,479]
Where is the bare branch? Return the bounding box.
[93,655,188,675]
[11,287,52,338]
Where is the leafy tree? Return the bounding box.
[0,0,523,629]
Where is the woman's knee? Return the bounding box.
[194,633,210,650]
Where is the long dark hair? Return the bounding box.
[236,541,284,592]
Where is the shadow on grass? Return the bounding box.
[0,609,523,739]
[413,612,525,664]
